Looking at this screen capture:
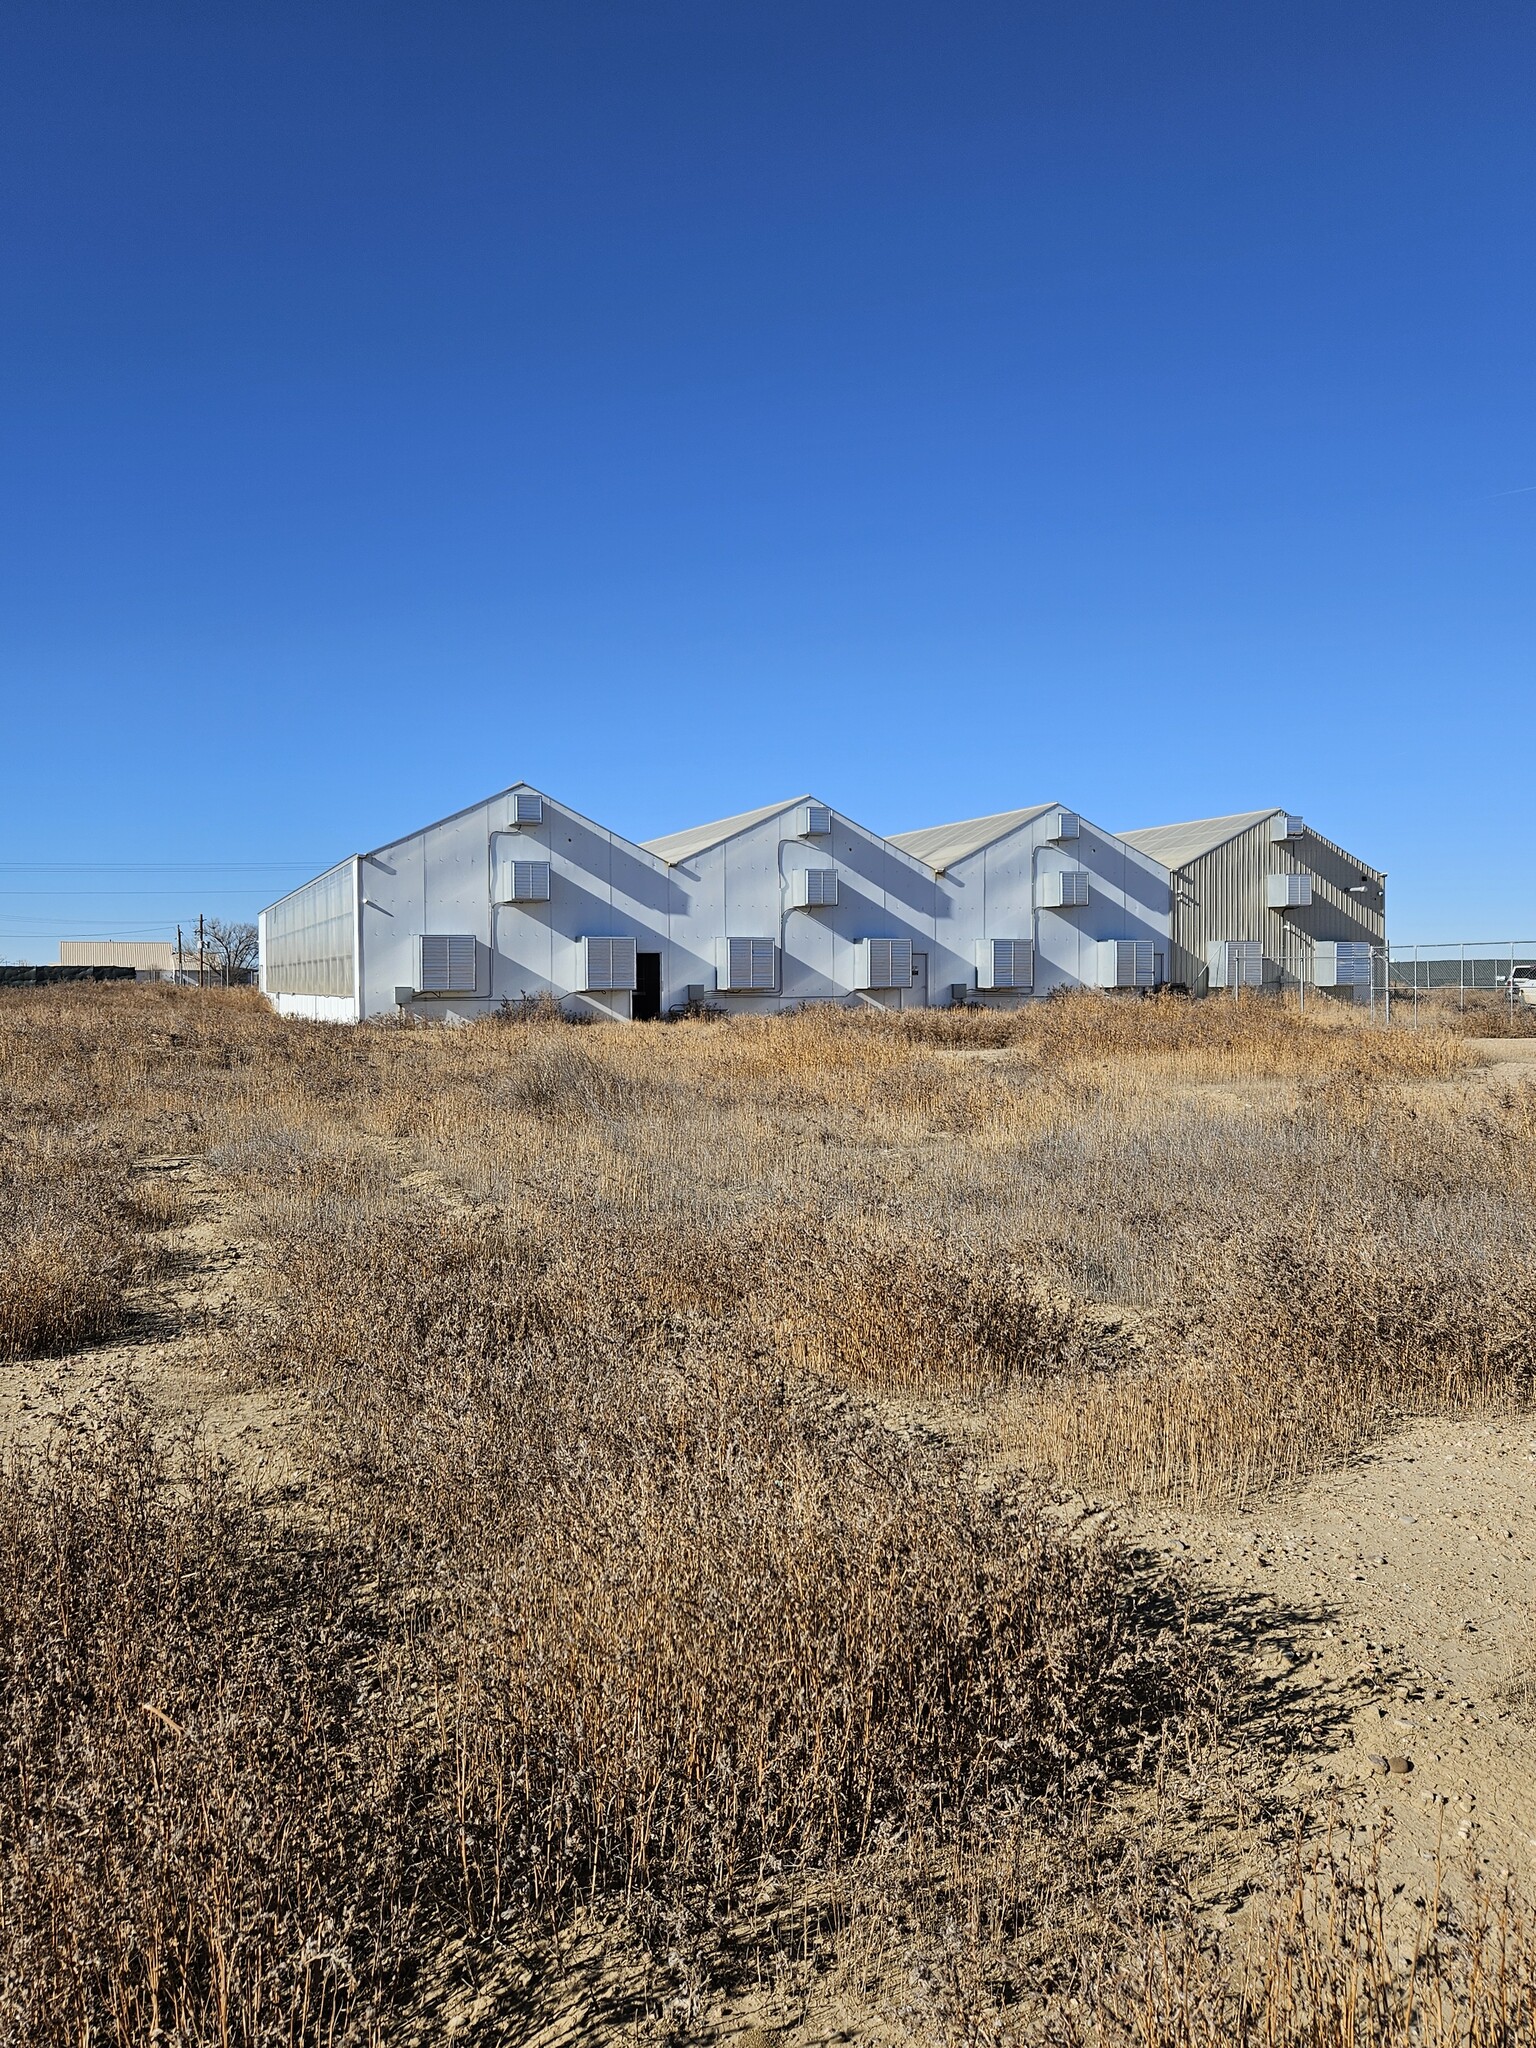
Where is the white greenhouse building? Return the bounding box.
[259,780,1379,1022]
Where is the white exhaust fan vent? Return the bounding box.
[976,938,1033,990]
[792,866,838,908]
[797,803,832,837]
[1048,810,1079,841]
[718,937,778,991]
[418,934,478,995]
[1207,939,1264,989]
[1267,873,1313,908]
[579,937,638,991]
[1314,940,1373,988]
[1038,868,1089,908]
[854,938,912,989]
[1097,940,1156,989]
[1271,813,1304,841]
[495,859,550,904]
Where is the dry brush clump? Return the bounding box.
[1100,1837,1536,2047]
[0,1044,155,1360]
[0,1409,429,2047]
[223,1166,1189,1928]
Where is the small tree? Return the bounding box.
[202,919,259,987]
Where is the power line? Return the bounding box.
[0,861,330,872]
[0,889,287,897]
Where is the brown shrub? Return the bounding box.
[0,1144,141,1359]
[0,1411,426,2046]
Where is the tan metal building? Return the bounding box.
[59,940,178,975]
[1117,810,1385,995]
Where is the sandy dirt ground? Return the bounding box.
[0,1154,307,1496]
[1138,1415,1536,1915]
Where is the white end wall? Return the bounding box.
[929,813,1172,999]
[357,786,676,1022]
[662,805,939,1010]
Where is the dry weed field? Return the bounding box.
[3,984,1536,2045]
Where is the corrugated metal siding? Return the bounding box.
[1168,821,1385,992]
[59,940,176,971]
[262,861,358,997]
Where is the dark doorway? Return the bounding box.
[634,952,662,1022]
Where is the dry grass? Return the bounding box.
[1392,986,1536,1038]
[0,1409,425,2044]
[1110,1838,1536,2046]
[0,983,1533,2041]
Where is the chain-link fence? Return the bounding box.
[1372,939,1536,1026]
[1204,937,1536,1025]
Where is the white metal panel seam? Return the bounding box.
[352,857,363,1017]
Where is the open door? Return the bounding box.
[634,952,662,1022]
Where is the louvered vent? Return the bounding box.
[418,933,477,994]
[798,803,832,837]
[1207,940,1264,989]
[792,867,838,908]
[1038,869,1089,908]
[1267,873,1313,909]
[1313,941,1373,988]
[511,791,544,827]
[976,938,1034,990]
[1048,810,1080,841]
[579,937,638,991]
[491,841,551,903]
[854,938,912,989]
[1097,940,1156,989]
[718,937,778,992]
[1270,813,1303,841]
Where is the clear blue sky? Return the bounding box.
[2,1,1532,955]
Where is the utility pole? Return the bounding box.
[197,913,205,991]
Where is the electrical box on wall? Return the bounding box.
[417,934,477,995]
[717,937,778,992]
[854,938,912,989]
[797,803,832,837]
[975,938,1033,990]
[792,867,838,908]
[579,937,638,991]
[1267,873,1313,908]
[1038,869,1089,908]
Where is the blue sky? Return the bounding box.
[2,1,1532,954]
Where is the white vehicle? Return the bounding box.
[1503,964,1536,1008]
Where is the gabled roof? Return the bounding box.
[642,798,813,866]
[887,804,1057,874]
[1117,810,1282,870]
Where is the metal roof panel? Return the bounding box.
[1117,810,1282,870]
[887,804,1057,872]
[642,798,813,865]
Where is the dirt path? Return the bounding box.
[0,1155,307,1494]
[1135,1409,1536,1928]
